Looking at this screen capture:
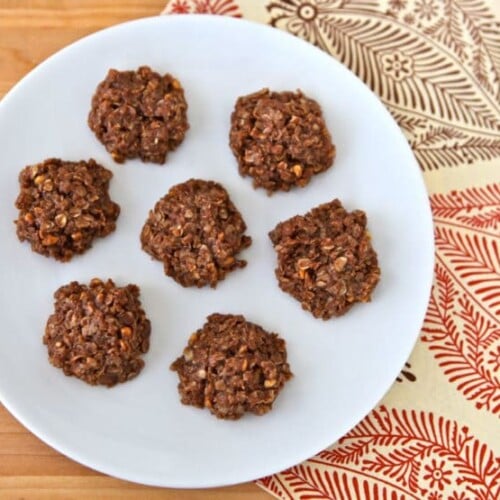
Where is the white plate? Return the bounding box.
[0,15,434,488]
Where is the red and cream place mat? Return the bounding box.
[161,1,500,499]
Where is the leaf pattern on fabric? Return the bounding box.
[258,406,500,499]
[423,183,500,416]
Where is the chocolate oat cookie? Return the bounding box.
[229,88,335,193]
[140,179,252,288]
[171,313,292,420]
[15,158,120,262]
[269,199,381,319]
[88,66,189,164]
[44,279,151,387]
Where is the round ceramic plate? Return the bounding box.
[0,15,434,488]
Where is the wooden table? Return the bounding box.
[0,2,268,498]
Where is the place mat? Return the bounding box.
[161,2,500,498]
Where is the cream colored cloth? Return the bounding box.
[162,2,500,498]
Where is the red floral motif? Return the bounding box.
[163,0,241,16]
[448,492,468,500]
[169,0,190,13]
[428,493,443,500]
[380,51,414,81]
[404,13,416,25]
[423,183,500,415]
[423,460,452,490]
[389,0,407,10]
[256,406,500,499]
[415,0,439,21]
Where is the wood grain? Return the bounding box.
[0,1,269,498]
